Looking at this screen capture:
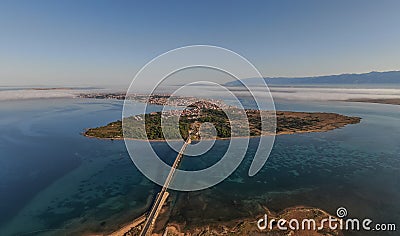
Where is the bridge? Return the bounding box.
[139,137,191,236]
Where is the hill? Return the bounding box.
[225,71,400,86]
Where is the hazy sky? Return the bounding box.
[1,0,400,87]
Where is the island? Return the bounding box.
[84,100,361,141]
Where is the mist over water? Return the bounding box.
[1,84,400,101]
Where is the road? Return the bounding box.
[139,137,191,236]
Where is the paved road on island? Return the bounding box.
[139,138,191,236]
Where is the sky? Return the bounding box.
[1,0,400,87]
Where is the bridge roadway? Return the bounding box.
[139,137,191,236]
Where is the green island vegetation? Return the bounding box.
[84,107,361,141]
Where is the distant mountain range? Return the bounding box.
[225,71,400,86]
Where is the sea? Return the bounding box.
[0,87,399,235]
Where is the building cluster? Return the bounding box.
[78,93,126,100]
[145,95,230,109]
[79,93,233,110]
[159,109,200,119]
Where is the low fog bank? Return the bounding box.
[0,88,124,101]
[0,86,400,102]
[269,87,400,101]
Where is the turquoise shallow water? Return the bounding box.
[0,98,399,235]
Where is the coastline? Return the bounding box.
[109,205,343,236]
[108,214,146,236]
[82,120,361,142]
[83,110,361,142]
[83,125,355,142]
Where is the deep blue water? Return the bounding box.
[0,98,399,235]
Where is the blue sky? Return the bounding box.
[1,0,400,87]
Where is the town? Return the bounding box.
[78,93,232,109]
